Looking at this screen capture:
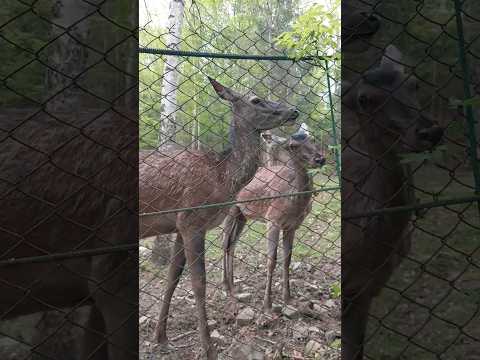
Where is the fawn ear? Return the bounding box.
[208,77,240,102]
[261,132,273,143]
[288,133,306,150]
[381,45,404,73]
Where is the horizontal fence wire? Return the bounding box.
[139,47,328,61]
[140,186,340,217]
[342,1,480,359]
[138,0,341,359]
[0,244,138,267]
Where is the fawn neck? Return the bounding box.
[286,157,313,192]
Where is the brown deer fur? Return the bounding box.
[221,132,325,313]
[0,109,138,360]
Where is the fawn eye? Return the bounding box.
[251,97,262,105]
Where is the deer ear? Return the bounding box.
[208,77,239,102]
[381,45,404,73]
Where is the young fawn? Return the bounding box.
[222,129,326,313]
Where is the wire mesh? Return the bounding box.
[342,1,480,359]
[139,0,341,359]
[0,0,138,359]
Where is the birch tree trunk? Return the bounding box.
[151,0,185,266]
[45,0,91,113]
[157,0,185,148]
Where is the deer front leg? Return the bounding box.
[263,222,281,313]
[342,292,372,360]
[282,228,295,304]
[155,233,185,346]
[183,230,217,360]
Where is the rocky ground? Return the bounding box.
[139,241,341,360]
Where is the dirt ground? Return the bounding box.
[139,191,341,360]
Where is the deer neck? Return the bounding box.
[223,116,261,194]
[359,121,409,205]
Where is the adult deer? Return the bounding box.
[0,109,138,360]
[221,127,326,313]
[139,77,298,359]
[342,46,443,360]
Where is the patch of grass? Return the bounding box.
[203,175,340,264]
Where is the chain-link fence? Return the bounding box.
[342,1,480,359]
[0,0,138,359]
[138,0,340,359]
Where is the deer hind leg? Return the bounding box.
[222,206,247,298]
[263,222,281,313]
[342,292,372,360]
[183,229,217,360]
[155,233,185,346]
[282,228,295,304]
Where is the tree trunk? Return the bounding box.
[45,0,91,113]
[152,0,186,266]
[157,0,185,148]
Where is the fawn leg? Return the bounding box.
[263,222,280,313]
[222,207,246,297]
[155,233,185,345]
[342,292,372,360]
[282,229,295,304]
[183,230,217,360]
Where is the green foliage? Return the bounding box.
[330,281,341,299]
[275,1,340,59]
[139,0,340,153]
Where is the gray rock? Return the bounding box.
[271,303,282,314]
[324,299,336,308]
[207,319,217,329]
[282,305,300,319]
[211,329,226,345]
[231,344,264,360]
[305,340,322,356]
[236,307,255,326]
[236,292,253,303]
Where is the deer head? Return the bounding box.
[208,77,299,131]
[352,45,443,153]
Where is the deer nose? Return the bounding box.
[315,157,326,166]
[290,109,299,120]
[418,126,443,145]
[360,12,380,32]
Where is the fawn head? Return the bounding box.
[262,125,326,168]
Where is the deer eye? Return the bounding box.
[251,97,262,105]
[358,94,370,108]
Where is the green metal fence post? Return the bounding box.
[454,0,480,214]
[325,59,341,180]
